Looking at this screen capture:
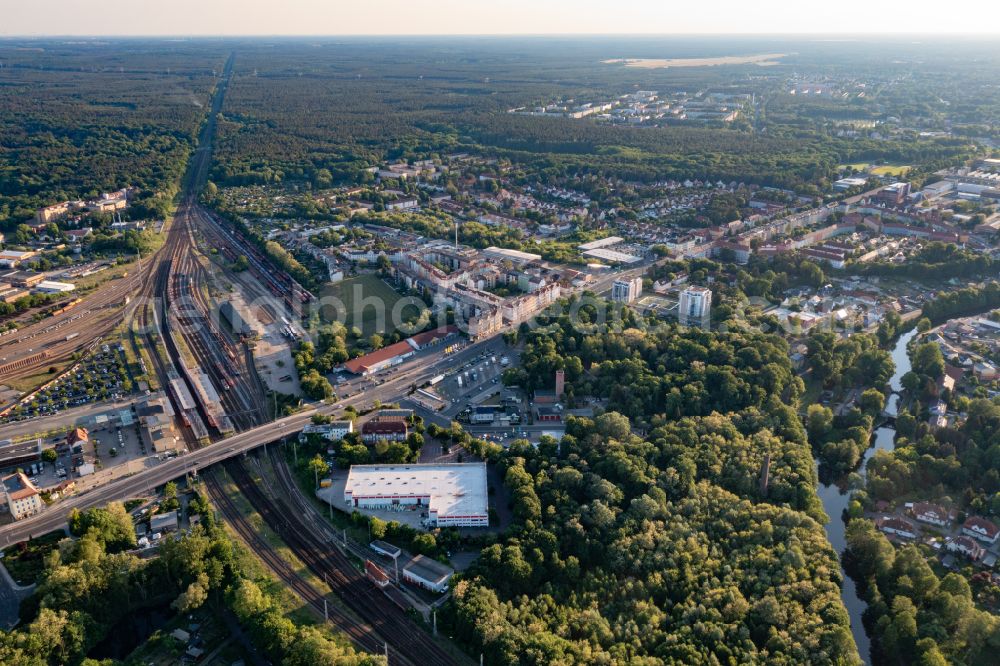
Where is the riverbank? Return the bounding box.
[815,328,917,664]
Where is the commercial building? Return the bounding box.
[343,340,416,375]
[482,246,542,265]
[833,177,868,191]
[611,276,643,303]
[535,405,563,422]
[344,463,488,527]
[1,472,43,520]
[1,271,45,288]
[581,247,642,264]
[0,251,38,268]
[370,540,402,559]
[0,438,43,472]
[35,280,76,294]
[578,236,624,251]
[407,326,458,350]
[0,287,28,304]
[402,555,454,593]
[136,393,179,453]
[679,286,712,327]
[372,409,413,423]
[150,510,179,534]
[874,182,911,207]
[470,405,497,424]
[220,301,254,337]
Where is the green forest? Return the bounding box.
[444,299,859,664]
[0,42,226,228]
[1,499,380,666]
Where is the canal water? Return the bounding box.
[815,328,916,664]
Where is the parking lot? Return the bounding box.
[22,411,165,495]
[434,348,519,418]
[2,344,133,424]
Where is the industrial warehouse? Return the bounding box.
[343,463,488,527]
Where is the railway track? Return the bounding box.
[53,50,459,665]
[224,456,461,666]
[202,465,391,660]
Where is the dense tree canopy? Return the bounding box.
[448,301,858,664]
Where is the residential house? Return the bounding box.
[963,516,1000,544]
[947,536,986,561]
[876,516,918,539]
[910,502,956,527]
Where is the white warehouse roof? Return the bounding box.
[582,248,642,264]
[344,463,487,519]
[578,236,624,251]
[35,280,76,293]
[483,246,542,264]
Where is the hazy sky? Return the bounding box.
[3,0,999,36]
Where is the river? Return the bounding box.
[815,328,916,664]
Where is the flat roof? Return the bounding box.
[403,554,454,583]
[370,540,401,556]
[582,248,642,264]
[0,438,43,466]
[345,463,488,519]
[578,236,623,251]
[483,246,542,263]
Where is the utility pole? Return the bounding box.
[324,599,328,621]
[433,610,437,636]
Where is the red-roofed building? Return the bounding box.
[2,472,42,520]
[876,516,918,540]
[361,420,408,442]
[67,427,89,446]
[343,341,416,375]
[366,560,392,588]
[947,536,986,561]
[963,516,1000,544]
[408,325,458,350]
[910,502,956,527]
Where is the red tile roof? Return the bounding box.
[408,325,458,348]
[343,341,414,374]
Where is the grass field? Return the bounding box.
[871,164,911,176]
[318,274,424,336]
[837,163,911,177]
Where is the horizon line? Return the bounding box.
[3,31,1000,39]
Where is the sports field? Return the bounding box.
[318,274,425,336]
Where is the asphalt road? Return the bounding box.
[0,330,511,544]
[0,255,646,544]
